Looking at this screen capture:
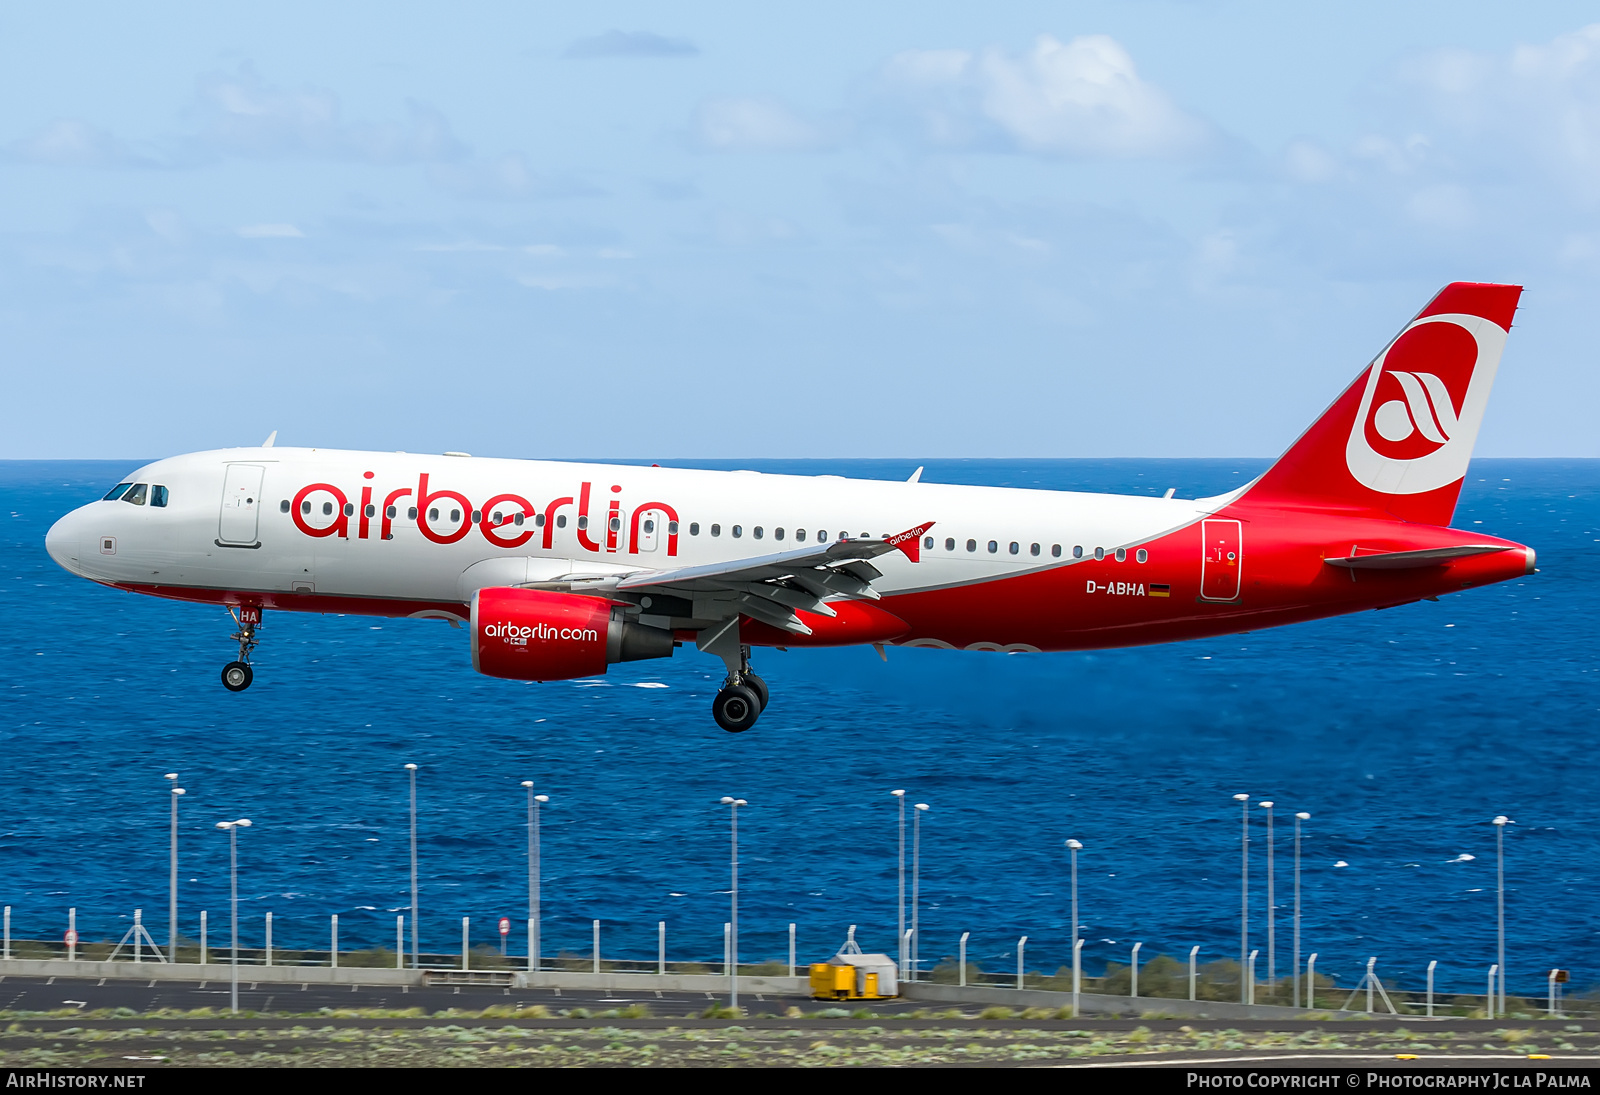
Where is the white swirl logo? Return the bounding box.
[1371,370,1458,445]
[1345,313,1506,496]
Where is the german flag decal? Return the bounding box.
[1148,583,1171,598]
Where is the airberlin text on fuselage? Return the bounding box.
[288,473,681,556]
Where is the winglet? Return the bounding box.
[887,521,935,562]
[262,430,277,448]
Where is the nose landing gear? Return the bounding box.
[221,606,261,693]
[711,645,769,733]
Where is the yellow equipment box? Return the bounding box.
[809,951,898,1000]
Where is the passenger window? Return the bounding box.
[1115,548,1126,562]
[366,504,377,518]
[122,483,148,505]
[150,486,169,508]
[534,513,545,527]
[775,528,784,540]
[711,524,721,536]
[1073,546,1083,558]
[408,507,419,520]
[102,482,133,501]
[429,508,439,521]
[795,528,806,542]
[472,510,482,524]
[667,521,678,535]
[987,540,998,553]
[556,514,567,528]
[387,506,397,519]
[817,530,826,542]
[945,538,955,551]
[1009,542,1019,555]
[513,513,524,526]
[690,522,700,536]
[1136,548,1148,563]
[643,519,655,534]
[609,516,621,532]
[733,525,743,538]
[302,501,312,515]
[577,515,588,530]
[280,500,290,513]
[1030,543,1039,556]
[324,502,335,516]
[923,536,933,550]
[753,527,763,539]
[1094,547,1105,560]
[450,509,462,522]
[1052,545,1062,558]
[966,539,976,552]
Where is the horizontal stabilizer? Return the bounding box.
[1324,545,1511,570]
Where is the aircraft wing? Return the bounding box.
[527,522,933,636]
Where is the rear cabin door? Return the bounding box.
[1200,518,1242,601]
[218,464,265,546]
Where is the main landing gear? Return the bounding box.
[221,606,261,693]
[712,645,768,734]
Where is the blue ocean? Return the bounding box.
[1,458,1594,995]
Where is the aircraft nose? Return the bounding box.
[45,507,89,575]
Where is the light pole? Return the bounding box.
[1233,793,1249,1003]
[891,789,906,978]
[405,763,418,969]
[215,818,251,1014]
[1260,800,1275,996]
[1065,837,1082,974]
[1494,814,1511,1014]
[165,774,184,963]
[521,781,548,973]
[1066,839,1083,1010]
[912,802,929,981]
[1294,811,1310,1008]
[720,797,747,1012]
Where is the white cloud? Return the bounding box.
[189,65,465,163]
[565,30,699,59]
[1284,140,1339,183]
[237,223,305,238]
[692,97,831,152]
[1405,183,1475,230]
[880,34,1208,158]
[429,154,604,200]
[1399,24,1600,199]
[7,119,147,167]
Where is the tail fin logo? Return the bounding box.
[1345,314,1506,495]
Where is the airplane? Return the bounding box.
[46,282,1535,732]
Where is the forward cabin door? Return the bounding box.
[1200,518,1242,601]
[218,464,265,546]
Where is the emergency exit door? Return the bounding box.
[218,464,265,546]
[1200,518,1242,601]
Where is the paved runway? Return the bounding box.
[0,973,925,1017]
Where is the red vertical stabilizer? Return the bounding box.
[1242,282,1522,526]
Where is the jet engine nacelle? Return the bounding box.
[471,587,674,682]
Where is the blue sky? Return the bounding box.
[4,2,1599,459]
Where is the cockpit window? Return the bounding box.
[103,482,133,501]
[150,485,169,508]
[122,483,149,506]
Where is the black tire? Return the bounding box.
[712,685,761,733]
[742,673,769,711]
[221,661,254,692]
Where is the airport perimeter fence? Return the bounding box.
[1,904,1585,1019]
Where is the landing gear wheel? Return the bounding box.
[221,661,254,692]
[713,684,762,733]
[741,673,769,712]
